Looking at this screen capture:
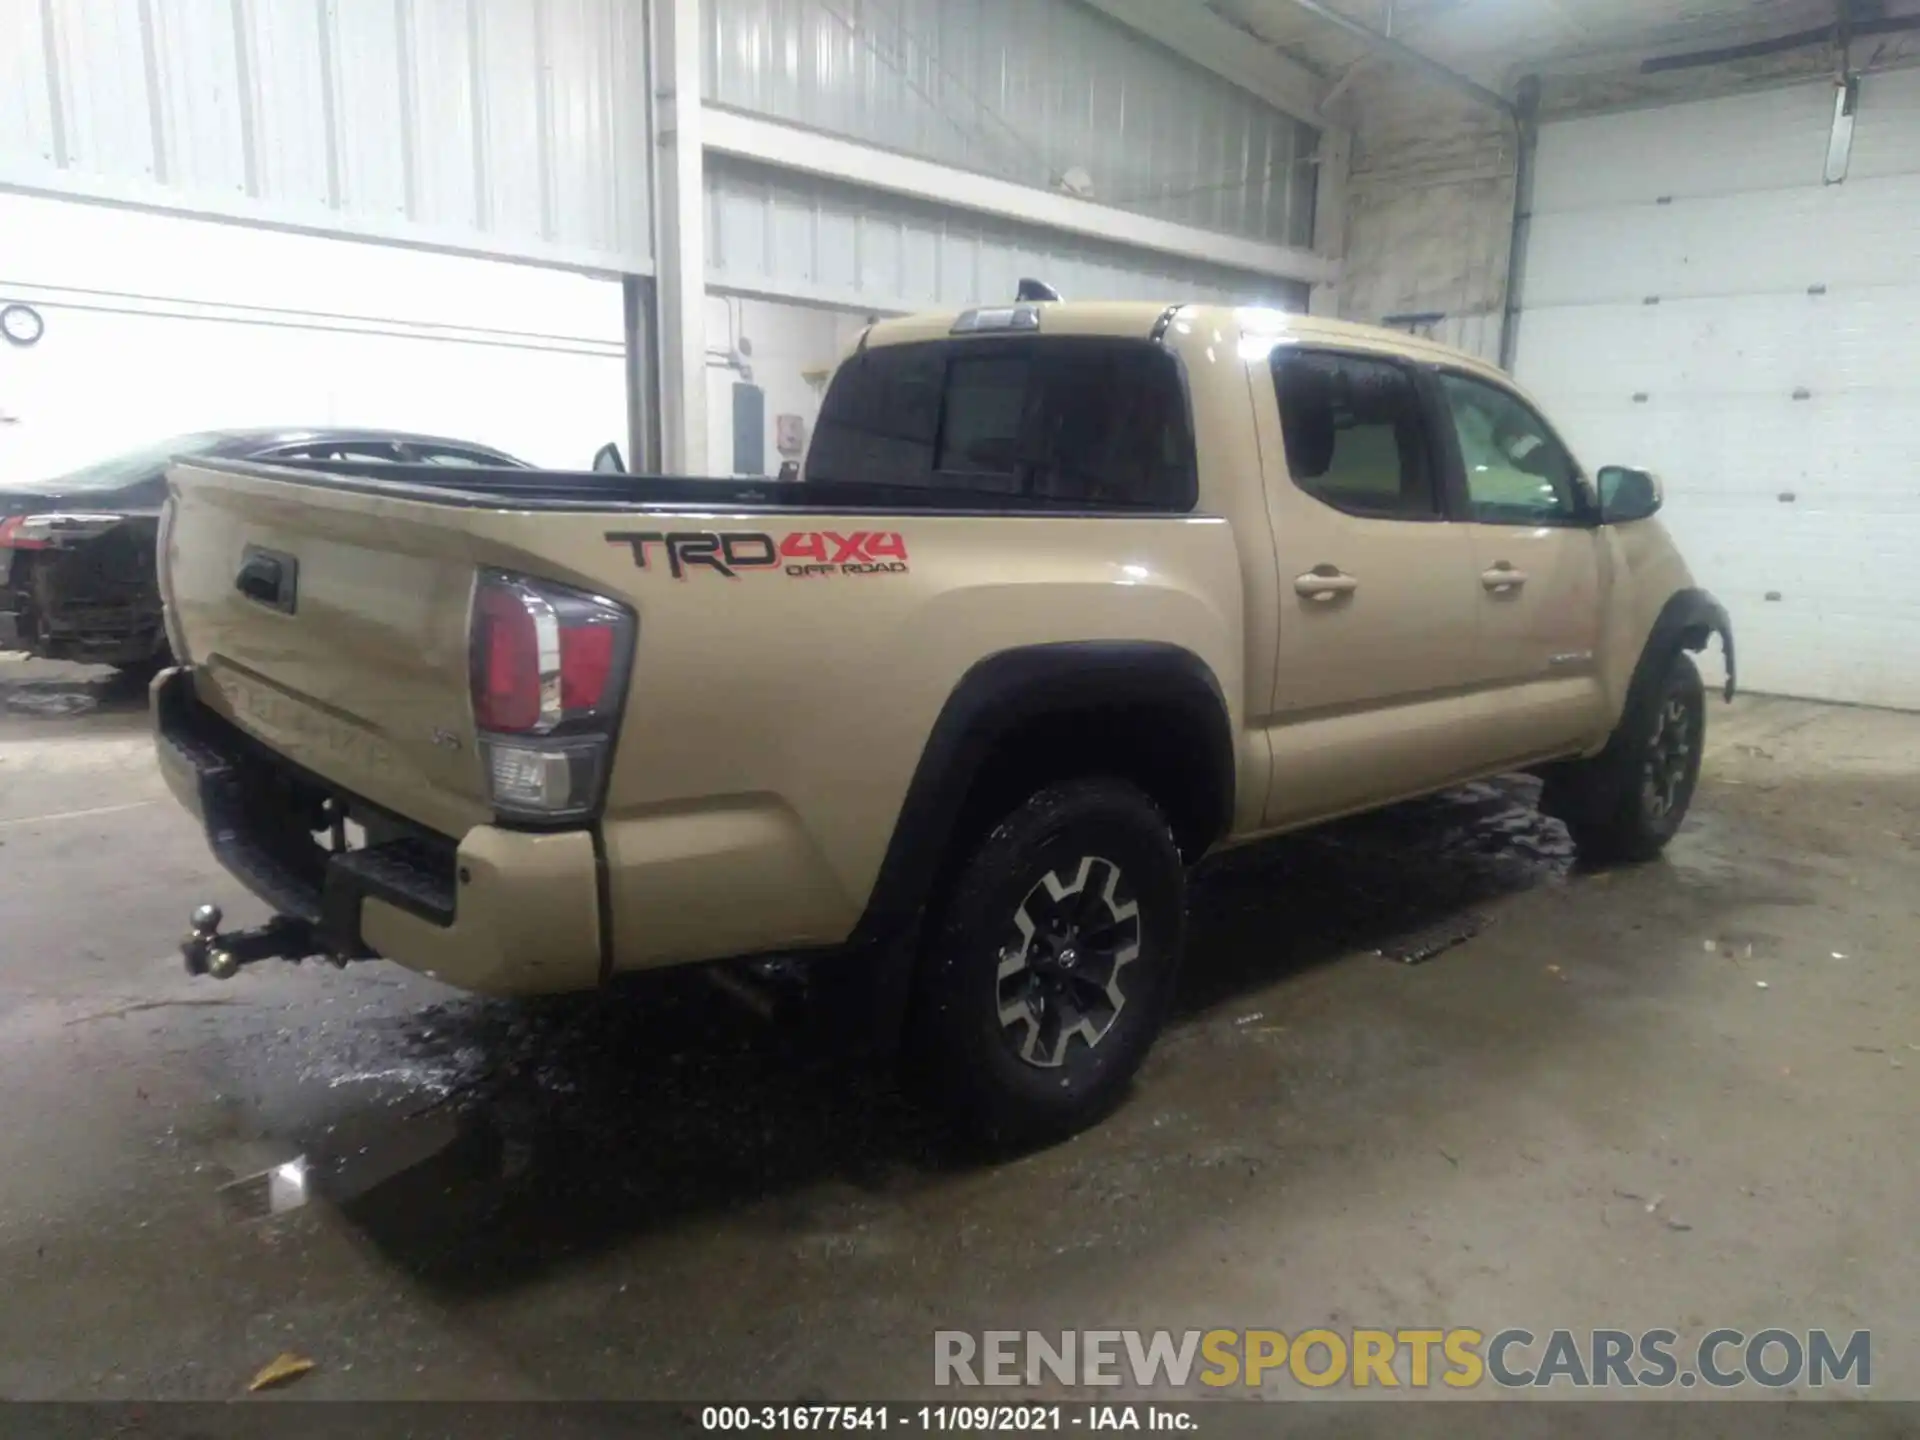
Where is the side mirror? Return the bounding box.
[777,460,800,483]
[1598,465,1663,524]
[592,442,626,474]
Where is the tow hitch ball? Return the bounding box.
[181,904,318,980]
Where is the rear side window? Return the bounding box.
[1272,351,1438,520]
[808,338,1196,510]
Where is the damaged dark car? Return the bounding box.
[0,428,528,671]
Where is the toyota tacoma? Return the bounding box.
[152,299,1734,1144]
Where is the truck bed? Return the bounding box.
[157,452,1226,842]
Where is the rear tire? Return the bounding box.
[908,778,1186,1150]
[1548,650,1706,864]
[110,656,165,682]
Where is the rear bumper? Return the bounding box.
[153,667,603,994]
[0,599,162,664]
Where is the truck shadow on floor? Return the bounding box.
[294,777,1590,1297]
[1176,775,1575,1013]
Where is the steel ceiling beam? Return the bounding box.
[1640,10,1920,73]
[1082,0,1333,128]
[1277,0,1518,117]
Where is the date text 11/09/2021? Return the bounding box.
[701,1407,1192,1432]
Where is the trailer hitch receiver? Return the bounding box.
[181,903,323,979]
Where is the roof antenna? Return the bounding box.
[1016,278,1061,303]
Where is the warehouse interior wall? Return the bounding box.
[7,0,1334,478]
[0,193,626,477]
[1331,40,1920,371]
[702,0,1321,250]
[701,295,866,476]
[704,156,1312,319]
[1335,89,1515,363]
[1515,68,1920,711]
[0,0,654,275]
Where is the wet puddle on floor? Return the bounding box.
[1179,775,1574,1006]
[222,777,1582,1274]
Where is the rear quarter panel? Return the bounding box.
[565,511,1250,965]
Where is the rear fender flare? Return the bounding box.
[850,641,1234,954]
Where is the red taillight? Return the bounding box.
[0,517,48,550]
[468,571,634,821]
[560,623,616,712]
[472,584,544,732]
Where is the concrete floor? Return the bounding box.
[0,654,1914,1403]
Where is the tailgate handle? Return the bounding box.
[236,547,298,614]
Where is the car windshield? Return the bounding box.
[37,433,233,491]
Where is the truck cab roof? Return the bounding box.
[860,302,1513,389]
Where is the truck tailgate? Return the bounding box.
[161,459,496,838]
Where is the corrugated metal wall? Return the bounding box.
[0,0,652,271]
[706,157,1310,314]
[703,0,1321,250]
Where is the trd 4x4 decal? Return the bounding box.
[607,530,909,580]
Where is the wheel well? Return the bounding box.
[944,702,1230,873]
[1662,586,1735,702]
[849,642,1234,966]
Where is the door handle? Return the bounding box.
[1481,564,1528,594]
[1295,568,1359,600]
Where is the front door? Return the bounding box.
[1433,370,1610,763]
[1257,347,1491,826]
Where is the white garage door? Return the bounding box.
[1515,71,1920,711]
[0,194,628,480]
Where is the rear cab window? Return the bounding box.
[807,337,1197,511]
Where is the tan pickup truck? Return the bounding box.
[153,298,1733,1144]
